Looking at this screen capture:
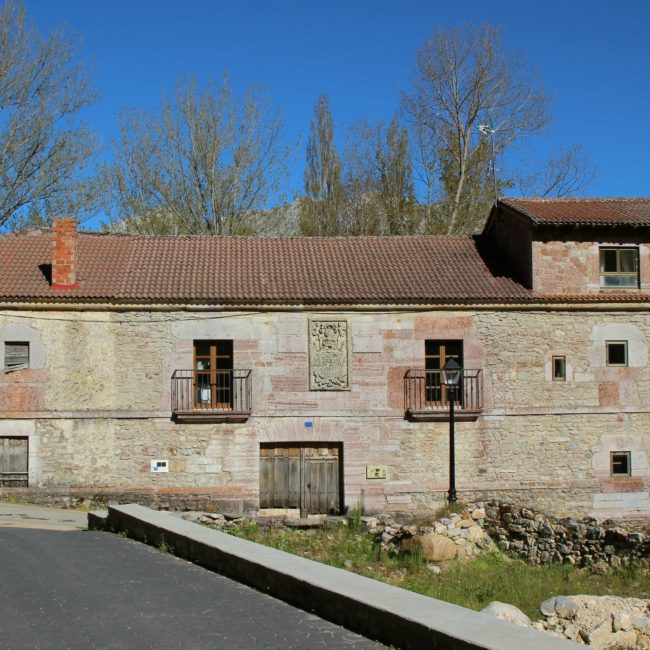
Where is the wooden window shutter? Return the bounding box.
[5,343,29,371]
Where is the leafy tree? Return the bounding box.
[0,2,98,230]
[299,95,347,236]
[345,117,418,234]
[108,77,288,235]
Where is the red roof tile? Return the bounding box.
[0,231,532,305]
[501,198,650,226]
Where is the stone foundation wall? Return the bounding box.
[485,501,650,566]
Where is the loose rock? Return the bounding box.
[481,601,531,628]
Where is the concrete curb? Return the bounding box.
[97,504,580,650]
[87,510,108,530]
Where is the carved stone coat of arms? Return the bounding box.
[309,320,349,390]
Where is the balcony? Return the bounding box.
[404,369,483,421]
[171,369,252,422]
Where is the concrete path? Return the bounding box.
[0,527,383,649]
[0,502,87,531]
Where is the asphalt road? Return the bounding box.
[0,528,383,649]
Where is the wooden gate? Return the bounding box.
[259,444,341,516]
[0,437,28,487]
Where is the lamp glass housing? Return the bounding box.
[441,358,462,387]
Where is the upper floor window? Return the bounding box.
[599,247,639,288]
[552,356,566,381]
[4,342,29,371]
[425,339,463,405]
[606,341,628,366]
[611,451,631,476]
[194,340,233,408]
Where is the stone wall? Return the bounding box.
[532,236,650,295]
[485,502,650,566]
[1,307,650,518]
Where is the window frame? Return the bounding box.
[599,246,639,289]
[551,356,566,381]
[4,342,29,372]
[424,339,464,406]
[606,340,628,367]
[193,339,233,409]
[610,451,631,477]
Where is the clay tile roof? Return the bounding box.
[501,197,650,227]
[0,231,532,305]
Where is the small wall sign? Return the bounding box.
[366,465,387,479]
[151,459,169,473]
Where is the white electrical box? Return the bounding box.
[150,459,169,473]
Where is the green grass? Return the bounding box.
[224,521,650,619]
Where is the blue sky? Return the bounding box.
[23,0,650,204]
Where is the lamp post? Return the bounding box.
[441,358,462,503]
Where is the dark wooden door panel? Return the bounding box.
[303,457,339,515]
[260,444,340,515]
[0,437,28,487]
[259,446,300,508]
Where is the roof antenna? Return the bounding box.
[478,123,498,206]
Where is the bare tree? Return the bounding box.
[403,23,550,234]
[299,95,347,236]
[516,143,598,198]
[0,2,98,230]
[108,77,288,235]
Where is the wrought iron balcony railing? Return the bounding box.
[404,369,483,420]
[171,369,252,421]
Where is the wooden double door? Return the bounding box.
[0,437,28,487]
[259,444,342,516]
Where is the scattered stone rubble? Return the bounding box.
[483,595,650,648]
[180,511,248,531]
[484,502,650,567]
[187,501,650,569]
[360,503,494,562]
[189,504,650,647]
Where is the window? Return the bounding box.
[600,247,639,288]
[4,342,29,371]
[611,451,631,477]
[552,356,566,381]
[425,340,463,405]
[193,340,233,408]
[606,341,628,366]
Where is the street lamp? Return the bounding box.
[441,358,462,503]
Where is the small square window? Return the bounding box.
[606,341,628,366]
[611,451,631,476]
[4,342,29,371]
[552,356,566,381]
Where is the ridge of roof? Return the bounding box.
[502,197,650,203]
[499,197,650,227]
[1,230,477,243]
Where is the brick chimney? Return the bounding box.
[51,217,79,290]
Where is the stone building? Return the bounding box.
[1,197,650,520]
